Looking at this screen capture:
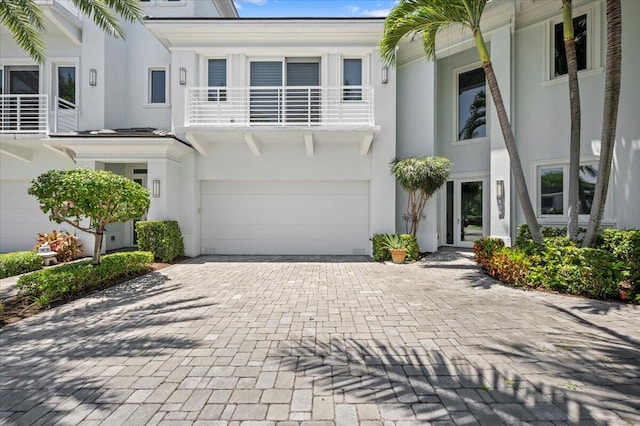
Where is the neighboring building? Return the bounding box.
[1,0,638,256]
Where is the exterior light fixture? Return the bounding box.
[179,67,187,85]
[152,179,161,198]
[89,69,97,86]
[381,66,388,84]
[496,179,505,199]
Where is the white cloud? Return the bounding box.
[361,8,390,17]
[236,0,268,5]
[348,6,361,13]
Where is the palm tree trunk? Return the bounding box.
[563,0,582,242]
[93,228,104,265]
[473,28,543,244]
[583,0,622,247]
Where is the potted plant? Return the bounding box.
[380,234,408,264]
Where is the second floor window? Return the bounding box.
[208,59,226,101]
[57,66,76,107]
[554,14,588,77]
[457,67,486,141]
[149,68,166,104]
[343,58,362,101]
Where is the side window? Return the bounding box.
[57,66,76,107]
[148,68,167,104]
[457,67,486,141]
[343,58,362,101]
[208,59,226,101]
[554,14,588,77]
[539,167,564,215]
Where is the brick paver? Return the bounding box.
[1,250,639,425]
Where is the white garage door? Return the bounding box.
[201,181,369,255]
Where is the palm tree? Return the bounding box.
[562,0,582,242]
[1,0,142,64]
[379,0,543,244]
[583,0,622,248]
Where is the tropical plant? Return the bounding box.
[28,169,150,265]
[0,0,143,64]
[33,229,83,263]
[378,233,408,251]
[390,156,450,237]
[583,0,622,248]
[562,0,583,242]
[379,0,543,244]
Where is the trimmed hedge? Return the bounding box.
[17,251,153,307]
[136,220,185,262]
[0,251,42,279]
[371,233,420,262]
[599,228,640,289]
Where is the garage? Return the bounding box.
[201,180,370,255]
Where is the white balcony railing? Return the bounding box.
[185,86,375,128]
[0,95,49,134]
[53,97,79,133]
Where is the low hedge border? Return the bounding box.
[136,220,185,262]
[0,251,42,279]
[371,233,420,262]
[474,227,640,303]
[17,251,154,307]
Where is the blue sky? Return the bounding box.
[233,0,396,17]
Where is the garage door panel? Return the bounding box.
[201,180,370,255]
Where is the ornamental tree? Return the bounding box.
[391,156,451,237]
[28,169,150,265]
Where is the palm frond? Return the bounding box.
[0,0,46,63]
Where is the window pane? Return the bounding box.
[208,59,226,101]
[540,167,564,215]
[58,66,76,105]
[150,69,166,103]
[0,70,3,94]
[554,14,587,77]
[458,67,486,140]
[343,59,362,101]
[578,164,598,214]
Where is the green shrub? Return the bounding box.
[136,220,185,262]
[472,237,505,268]
[528,237,624,299]
[473,238,529,286]
[17,251,153,307]
[0,251,42,279]
[599,229,640,287]
[371,234,420,262]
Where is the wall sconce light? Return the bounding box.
[179,67,187,85]
[152,179,161,198]
[89,69,97,86]
[496,179,505,199]
[381,66,388,84]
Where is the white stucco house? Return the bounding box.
[1,0,638,257]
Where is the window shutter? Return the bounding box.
[343,59,362,86]
[250,62,283,86]
[286,62,319,87]
[208,59,226,87]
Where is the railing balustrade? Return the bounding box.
[54,97,79,133]
[185,86,374,127]
[0,95,49,134]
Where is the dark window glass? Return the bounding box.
[208,59,226,101]
[540,168,564,215]
[343,58,362,101]
[57,66,76,105]
[150,69,166,104]
[578,164,598,214]
[554,14,587,77]
[0,70,3,94]
[458,67,486,140]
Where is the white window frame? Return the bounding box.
[145,65,170,107]
[543,2,602,85]
[51,58,80,109]
[530,156,613,224]
[340,56,366,103]
[452,62,489,145]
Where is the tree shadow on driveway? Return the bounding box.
[0,272,213,425]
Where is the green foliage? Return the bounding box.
[599,228,640,288]
[378,234,407,250]
[17,251,153,307]
[390,156,451,236]
[34,229,83,263]
[0,251,42,279]
[371,234,419,262]
[29,169,150,264]
[472,237,505,266]
[136,220,185,262]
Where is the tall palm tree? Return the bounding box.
[379,0,543,244]
[562,0,582,242]
[0,0,143,64]
[583,0,622,248]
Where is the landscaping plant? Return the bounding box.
[28,169,150,265]
[371,234,419,262]
[33,229,83,263]
[136,220,185,262]
[0,251,42,279]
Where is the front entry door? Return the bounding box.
[132,174,148,245]
[445,178,488,247]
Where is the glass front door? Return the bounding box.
[445,178,488,247]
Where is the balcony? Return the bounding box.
[0,95,79,135]
[185,86,375,128]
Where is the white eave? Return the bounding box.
[145,18,385,50]
[44,138,193,163]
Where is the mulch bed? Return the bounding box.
[0,258,185,328]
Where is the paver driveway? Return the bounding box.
[1,250,639,425]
